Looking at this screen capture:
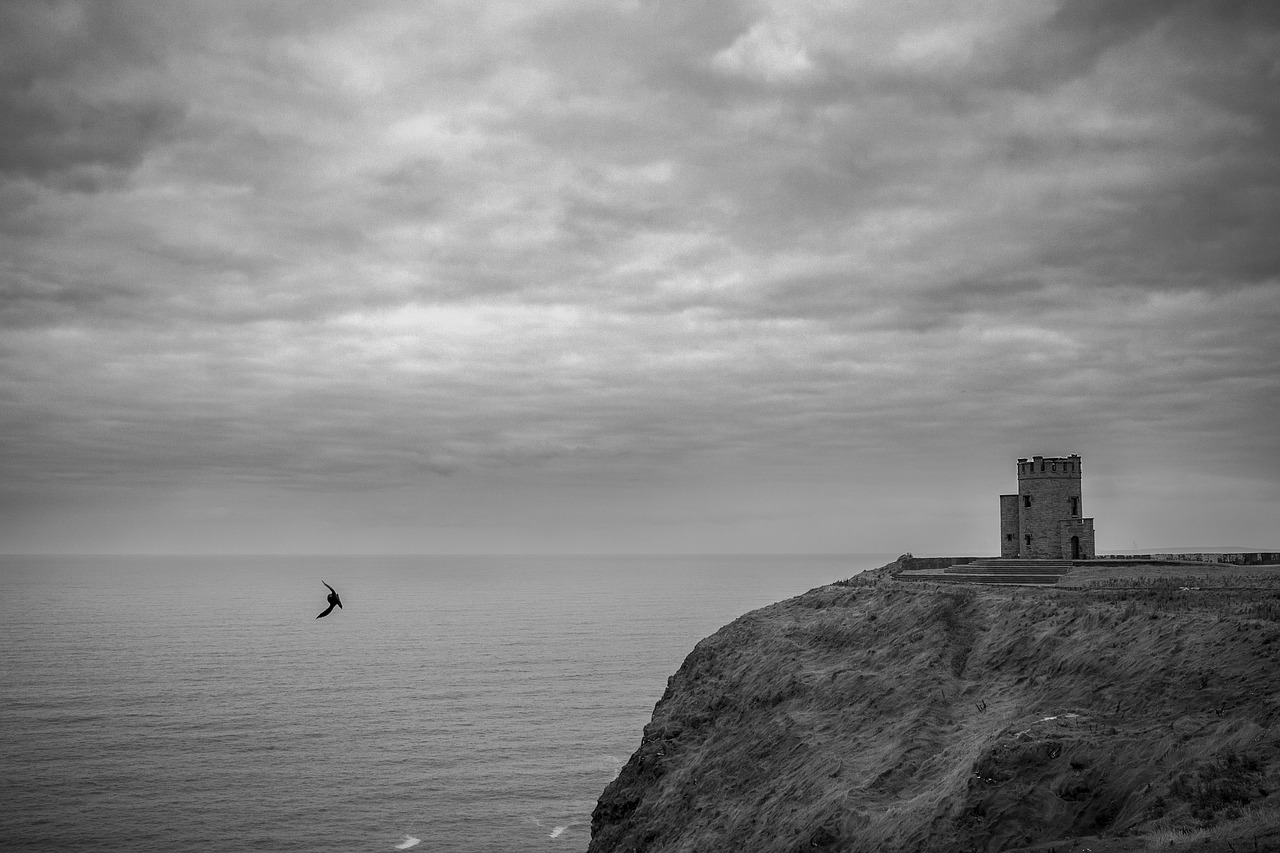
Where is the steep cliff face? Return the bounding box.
[590,561,1280,853]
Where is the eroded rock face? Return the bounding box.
[589,562,1280,853]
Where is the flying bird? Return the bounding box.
[316,581,342,618]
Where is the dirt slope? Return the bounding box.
[589,559,1280,853]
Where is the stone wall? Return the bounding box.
[999,494,1019,557]
[894,555,984,572]
[1053,517,1095,560]
[1018,455,1088,559]
[1096,552,1280,565]
[1008,450,1090,558]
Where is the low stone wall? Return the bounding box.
[895,555,985,572]
[1097,553,1280,566]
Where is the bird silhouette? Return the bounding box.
[316,581,342,618]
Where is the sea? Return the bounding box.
[0,553,890,852]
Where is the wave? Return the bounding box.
[395,835,421,849]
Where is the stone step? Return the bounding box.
[892,556,1071,586]
[944,566,1062,575]
[894,572,1060,585]
[964,559,1073,568]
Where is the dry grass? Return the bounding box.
[1059,562,1280,591]
[1142,804,1280,850]
[590,561,1280,853]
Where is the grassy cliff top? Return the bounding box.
[590,558,1280,853]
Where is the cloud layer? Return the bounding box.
[3,0,1278,553]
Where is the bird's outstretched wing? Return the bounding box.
[316,603,337,618]
[322,581,336,594]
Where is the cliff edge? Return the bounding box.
[590,558,1280,852]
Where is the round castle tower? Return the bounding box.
[999,454,1095,560]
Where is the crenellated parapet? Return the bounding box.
[1017,455,1082,478]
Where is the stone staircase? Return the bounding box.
[894,558,1072,586]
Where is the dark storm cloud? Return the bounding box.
[1007,0,1280,293]
[0,2,183,189]
[0,92,183,190]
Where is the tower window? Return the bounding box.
[1070,497,1079,516]
[1024,495,1032,508]
[1025,534,1032,546]
[1006,533,1013,541]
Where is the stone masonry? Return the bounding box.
[1000,455,1095,559]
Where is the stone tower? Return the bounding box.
[999,455,1095,559]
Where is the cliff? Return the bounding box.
[589,558,1280,852]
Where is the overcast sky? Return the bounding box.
[2,0,1278,555]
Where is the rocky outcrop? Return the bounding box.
[590,558,1280,852]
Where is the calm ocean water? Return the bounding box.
[0,553,888,852]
